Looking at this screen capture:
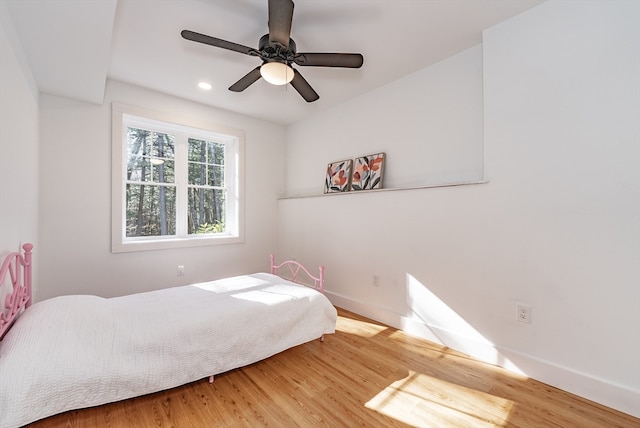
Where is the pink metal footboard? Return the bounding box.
[0,243,33,340]
[270,254,325,293]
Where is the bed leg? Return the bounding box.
[320,334,325,342]
[209,375,214,383]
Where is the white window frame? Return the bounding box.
[111,103,244,253]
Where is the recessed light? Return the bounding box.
[198,82,212,90]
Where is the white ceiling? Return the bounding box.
[5,0,543,125]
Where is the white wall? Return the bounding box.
[284,44,484,196]
[278,0,639,417]
[482,0,639,415]
[0,2,39,287]
[38,80,286,299]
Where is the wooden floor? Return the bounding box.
[28,308,638,428]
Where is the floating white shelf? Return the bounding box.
[279,180,489,200]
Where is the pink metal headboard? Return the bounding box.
[270,254,325,293]
[0,243,33,340]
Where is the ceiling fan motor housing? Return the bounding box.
[259,34,296,64]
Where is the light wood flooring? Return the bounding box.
[28,308,639,427]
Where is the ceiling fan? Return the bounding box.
[181,0,364,102]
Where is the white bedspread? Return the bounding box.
[0,273,337,428]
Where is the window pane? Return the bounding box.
[152,133,175,159]
[208,164,224,186]
[126,184,176,237]
[127,128,174,158]
[188,161,207,186]
[127,127,175,184]
[187,187,226,234]
[127,155,149,182]
[188,138,205,162]
[188,138,225,186]
[151,160,175,183]
[209,142,225,166]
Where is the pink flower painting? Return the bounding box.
[351,153,385,191]
[324,159,353,193]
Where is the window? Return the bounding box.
[112,104,244,252]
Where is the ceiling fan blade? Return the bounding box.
[290,69,319,102]
[268,0,294,49]
[181,30,259,56]
[294,53,364,68]
[229,67,262,92]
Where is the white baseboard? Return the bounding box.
[326,291,640,418]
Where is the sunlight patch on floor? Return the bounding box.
[365,370,515,427]
[336,314,389,338]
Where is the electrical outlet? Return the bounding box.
[517,304,531,323]
[372,274,380,287]
[177,265,185,276]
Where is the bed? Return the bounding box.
[0,244,337,428]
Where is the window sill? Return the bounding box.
[111,234,244,253]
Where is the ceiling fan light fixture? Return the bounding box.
[260,61,294,86]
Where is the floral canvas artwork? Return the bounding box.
[324,159,353,193]
[351,153,385,190]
